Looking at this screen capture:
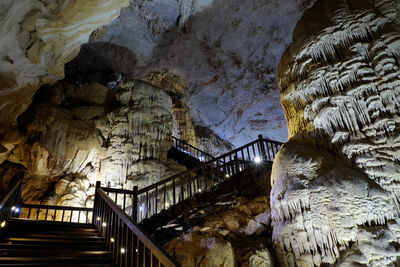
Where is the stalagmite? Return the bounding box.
[272,0,400,265]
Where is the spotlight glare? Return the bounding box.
[102,222,107,227]
[110,237,115,243]
[0,221,6,228]
[121,248,126,254]
[96,217,101,221]
[254,156,262,164]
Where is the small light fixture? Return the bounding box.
[96,217,101,221]
[135,248,138,253]
[225,174,230,178]
[239,167,243,171]
[198,189,202,192]
[165,202,170,208]
[14,207,20,213]
[11,206,15,211]
[1,221,6,228]
[121,248,126,254]
[102,222,107,227]
[110,237,115,243]
[139,206,143,211]
[254,156,262,164]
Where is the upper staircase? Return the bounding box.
[0,135,282,267]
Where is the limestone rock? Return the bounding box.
[165,232,236,267]
[272,0,400,266]
[243,250,274,267]
[0,0,128,135]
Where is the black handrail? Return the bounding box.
[103,135,283,222]
[93,182,180,267]
[172,136,215,162]
[15,203,93,223]
[0,178,22,231]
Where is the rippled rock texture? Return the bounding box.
[76,0,317,147]
[7,80,181,207]
[271,0,400,266]
[0,0,128,162]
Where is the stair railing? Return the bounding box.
[0,177,22,231]
[93,181,180,267]
[103,135,283,223]
[172,136,215,162]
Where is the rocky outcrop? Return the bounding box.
[271,0,400,266]
[165,194,274,266]
[102,80,173,188]
[5,79,181,207]
[0,0,128,142]
[85,0,317,147]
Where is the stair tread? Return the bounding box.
[3,233,103,239]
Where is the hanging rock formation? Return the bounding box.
[0,0,128,149]
[6,79,181,207]
[271,0,400,266]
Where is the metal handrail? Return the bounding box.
[0,177,22,230]
[93,182,180,267]
[172,136,215,162]
[15,203,93,223]
[103,135,283,222]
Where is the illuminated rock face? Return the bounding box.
[271,0,400,265]
[0,0,128,136]
[103,80,174,188]
[9,80,179,207]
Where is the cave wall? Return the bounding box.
[5,80,183,207]
[81,0,317,147]
[271,0,400,265]
[0,0,128,157]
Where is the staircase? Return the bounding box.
[0,135,282,267]
[0,219,114,266]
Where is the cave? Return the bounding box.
[0,0,399,266]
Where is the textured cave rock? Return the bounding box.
[102,80,174,188]
[0,0,128,140]
[6,79,183,207]
[83,0,318,147]
[271,0,400,266]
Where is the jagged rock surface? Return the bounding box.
[6,80,182,207]
[79,0,318,148]
[272,0,400,266]
[0,0,128,138]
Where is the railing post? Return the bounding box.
[258,134,266,160]
[132,186,138,223]
[92,181,101,225]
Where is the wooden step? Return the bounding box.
[0,248,111,257]
[0,256,114,264]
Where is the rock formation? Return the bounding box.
[85,0,315,147]
[271,0,400,266]
[4,79,183,208]
[0,0,128,152]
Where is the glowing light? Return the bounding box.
[96,217,101,221]
[198,189,202,192]
[135,248,138,253]
[165,203,170,208]
[110,238,115,243]
[239,167,243,171]
[15,208,20,213]
[139,206,143,211]
[102,222,107,227]
[120,248,126,254]
[225,174,230,178]
[11,206,15,211]
[254,156,262,164]
[0,221,6,228]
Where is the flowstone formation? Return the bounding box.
[4,79,183,208]
[271,0,400,266]
[0,0,128,159]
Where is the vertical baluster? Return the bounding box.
[62,209,65,222]
[145,191,149,219]
[172,179,176,205]
[123,193,126,212]
[163,184,167,210]
[132,186,138,223]
[155,187,158,215]
[53,209,57,221]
